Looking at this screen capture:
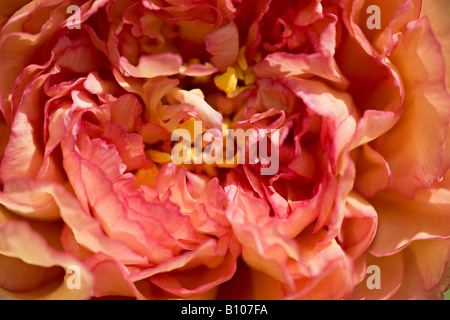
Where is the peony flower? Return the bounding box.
[0,0,449,300]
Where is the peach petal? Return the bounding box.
[120,53,183,78]
[130,237,240,290]
[353,144,391,198]
[339,192,377,259]
[253,52,344,83]
[0,179,60,221]
[421,0,450,90]
[348,253,404,300]
[156,164,230,232]
[294,0,323,26]
[0,220,93,299]
[350,109,400,149]
[0,74,51,183]
[408,239,450,291]
[0,1,67,125]
[284,78,356,165]
[142,76,179,127]
[340,0,421,57]
[335,24,404,119]
[100,121,149,172]
[151,2,222,25]
[370,187,450,257]
[376,18,450,197]
[392,247,450,299]
[6,177,146,265]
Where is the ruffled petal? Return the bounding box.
[375,18,450,196]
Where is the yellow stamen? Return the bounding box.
[176,117,205,141]
[237,46,248,71]
[214,67,238,98]
[134,166,159,188]
[188,58,201,65]
[235,64,245,81]
[203,164,218,177]
[222,119,230,136]
[244,67,256,86]
[147,150,172,164]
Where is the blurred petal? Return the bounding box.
[0,220,93,299]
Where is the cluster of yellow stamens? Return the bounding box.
[213,46,256,98]
[136,47,255,187]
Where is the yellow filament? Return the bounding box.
[214,67,238,97]
[134,166,159,188]
[237,46,248,71]
[176,117,205,141]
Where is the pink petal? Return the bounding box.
[254,15,346,84]
[180,64,218,77]
[420,1,450,175]
[83,253,145,299]
[284,78,356,166]
[149,247,237,298]
[204,22,239,70]
[77,158,174,264]
[120,53,183,78]
[130,237,240,297]
[0,179,60,221]
[253,51,345,83]
[0,73,51,183]
[167,88,223,130]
